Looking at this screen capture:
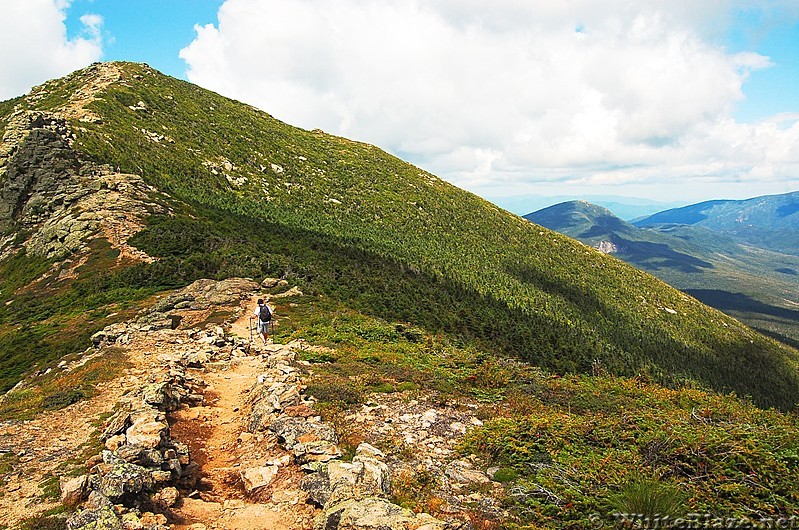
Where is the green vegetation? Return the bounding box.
[527,200,799,347]
[0,240,154,394]
[266,293,799,527]
[459,375,799,527]
[4,61,795,408]
[0,347,130,421]
[3,61,799,521]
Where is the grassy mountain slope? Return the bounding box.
[635,191,799,255]
[2,62,799,410]
[527,200,799,346]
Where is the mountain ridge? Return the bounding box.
[2,61,799,410]
[527,199,799,346]
[4,61,799,529]
[635,190,799,255]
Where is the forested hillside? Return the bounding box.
[2,62,799,411]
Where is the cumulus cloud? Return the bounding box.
[180,0,799,201]
[0,0,103,100]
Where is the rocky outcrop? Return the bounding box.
[595,240,623,254]
[152,278,261,313]
[245,343,450,530]
[0,109,168,261]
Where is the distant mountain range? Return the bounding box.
[634,191,799,255]
[526,198,799,347]
[487,193,685,220]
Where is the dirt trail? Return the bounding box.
[169,306,315,530]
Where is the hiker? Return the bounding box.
[254,298,273,345]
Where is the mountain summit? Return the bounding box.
[4,62,799,529]
[1,62,798,409]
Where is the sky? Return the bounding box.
[1,0,799,211]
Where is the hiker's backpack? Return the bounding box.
[259,304,272,322]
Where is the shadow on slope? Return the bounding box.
[120,204,799,410]
[684,289,799,322]
[594,236,714,273]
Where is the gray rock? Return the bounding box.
[300,470,331,507]
[114,445,164,467]
[141,382,180,411]
[91,323,129,347]
[313,497,415,530]
[270,416,338,451]
[444,459,490,486]
[67,491,122,530]
[98,462,155,501]
[296,439,342,464]
[248,400,278,433]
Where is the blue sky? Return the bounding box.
[2,1,799,209]
[725,9,799,122]
[63,0,222,79]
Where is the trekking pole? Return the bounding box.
[248,316,254,354]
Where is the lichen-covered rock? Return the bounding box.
[313,497,415,530]
[66,491,122,530]
[141,382,181,411]
[152,486,180,508]
[98,462,155,501]
[300,470,331,507]
[270,416,338,451]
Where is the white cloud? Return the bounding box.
[0,0,103,100]
[180,0,799,202]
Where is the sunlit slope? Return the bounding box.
[8,62,799,408]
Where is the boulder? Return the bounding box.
[300,470,331,507]
[445,459,491,486]
[101,411,131,441]
[297,439,342,464]
[114,445,164,467]
[66,491,122,530]
[125,412,168,448]
[240,465,279,493]
[104,434,126,452]
[98,462,155,501]
[271,286,302,299]
[324,444,389,505]
[141,382,181,411]
[313,497,415,530]
[270,416,338,451]
[91,323,129,347]
[152,486,180,508]
[60,474,88,507]
[248,400,278,433]
[260,277,282,288]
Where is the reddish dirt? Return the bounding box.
[168,316,316,530]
